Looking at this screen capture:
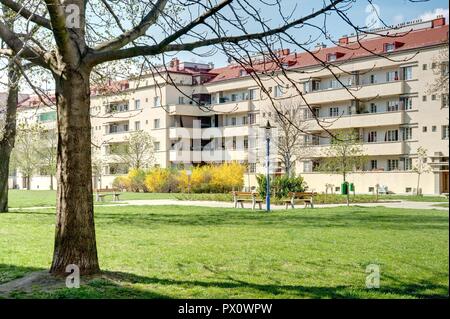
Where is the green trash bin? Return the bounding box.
[349,183,355,192]
[341,182,349,195]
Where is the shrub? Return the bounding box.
[127,168,148,192]
[144,167,178,193]
[256,174,308,199]
[112,176,130,191]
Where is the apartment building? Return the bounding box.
[9,17,449,194]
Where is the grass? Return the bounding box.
[432,203,449,208]
[8,190,448,209]
[0,204,448,299]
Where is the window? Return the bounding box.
[239,69,247,77]
[178,96,185,104]
[274,85,284,97]
[431,94,436,101]
[154,141,160,151]
[387,159,399,171]
[431,62,437,69]
[231,117,236,126]
[443,125,449,140]
[248,113,256,124]
[387,101,399,112]
[368,131,377,143]
[154,118,160,129]
[327,53,337,62]
[422,95,427,102]
[403,66,413,80]
[134,99,141,110]
[248,163,256,173]
[244,137,249,150]
[422,126,427,133]
[312,80,320,91]
[370,160,378,170]
[232,137,237,150]
[303,161,312,173]
[329,107,339,117]
[134,121,140,131]
[385,130,399,142]
[384,43,395,52]
[249,89,257,100]
[154,96,161,107]
[386,71,399,82]
[442,94,449,108]
[402,127,412,140]
[432,126,437,132]
[400,97,412,110]
[370,103,377,113]
[404,158,412,170]
[330,79,340,89]
[422,64,427,70]
[242,116,248,125]
[231,93,239,102]
[370,74,376,84]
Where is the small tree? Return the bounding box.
[10,122,41,190]
[318,129,367,206]
[413,147,431,196]
[35,126,57,190]
[116,131,155,170]
[270,102,308,176]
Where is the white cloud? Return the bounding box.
[393,14,404,25]
[419,8,449,22]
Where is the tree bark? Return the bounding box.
[50,68,100,275]
[0,61,19,213]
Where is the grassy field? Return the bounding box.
[0,204,448,299]
[7,189,448,208]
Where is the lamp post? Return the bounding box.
[186,169,192,193]
[263,120,274,212]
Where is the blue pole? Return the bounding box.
[266,137,270,212]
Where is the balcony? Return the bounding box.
[210,100,251,113]
[303,80,405,104]
[222,125,252,137]
[309,141,405,157]
[168,104,214,116]
[306,110,405,131]
[169,148,250,163]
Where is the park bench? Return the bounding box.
[231,191,263,210]
[95,188,121,202]
[283,192,316,209]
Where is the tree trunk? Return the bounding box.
[50,174,53,191]
[50,68,100,275]
[416,173,421,196]
[0,61,19,213]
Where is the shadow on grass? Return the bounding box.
[0,264,447,299]
[91,206,449,231]
[6,205,449,231]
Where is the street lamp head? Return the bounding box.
[262,120,274,139]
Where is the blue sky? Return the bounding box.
[178,0,449,67]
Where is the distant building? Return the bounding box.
[9,17,449,194]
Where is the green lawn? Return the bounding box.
[0,205,448,298]
[7,190,448,209]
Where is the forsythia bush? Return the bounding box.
[114,163,246,193]
[112,168,147,192]
[112,176,130,191]
[144,167,179,193]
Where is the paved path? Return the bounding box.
[9,199,448,211]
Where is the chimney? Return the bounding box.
[431,15,446,28]
[339,36,349,45]
[315,42,327,50]
[170,58,180,71]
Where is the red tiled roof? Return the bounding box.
[206,24,449,83]
[18,94,56,108]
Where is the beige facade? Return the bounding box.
[9,18,449,195]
